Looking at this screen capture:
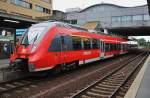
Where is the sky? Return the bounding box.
[53,0,149,41]
[53,0,147,12]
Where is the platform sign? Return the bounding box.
[0,27,15,59]
[0,28,15,41]
[16,29,27,36]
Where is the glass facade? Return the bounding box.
[112,14,150,22]
[121,16,132,22]
[35,5,51,14]
[144,14,150,21]
[10,0,51,14]
[112,16,121,22]
[35,6,43,12]
[10,0,32,9]
[132,15,143,21]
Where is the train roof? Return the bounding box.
[35,21,127,43]
[36,21,88,32]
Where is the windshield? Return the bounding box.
[21,22,55,46]
[21,27,46,46]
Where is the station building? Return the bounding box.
[0,0,52,19]
[0,0,53,58]
[65,3,150,36]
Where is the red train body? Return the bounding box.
[10,21,128,72]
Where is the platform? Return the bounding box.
[124,55,150,98]
[0,59,9,68]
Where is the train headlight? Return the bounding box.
[31,45,37,53]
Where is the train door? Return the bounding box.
[60,35,72,64]
[48,35,62,64]
[120,44,123,54]
[100,40,105,59]
[60,35,66,64]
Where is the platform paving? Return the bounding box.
[124,55,150,98]
[136,55,150,98]
[0,59,9,68]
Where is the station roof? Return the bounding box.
[148,0,150,14]
[78,3,147,13]
[108,27,150,36]
[0,11,38,29]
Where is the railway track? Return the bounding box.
[69,52,148,98]
[0,52,147,97]
[0,54,134,97]
[0,77,35,95]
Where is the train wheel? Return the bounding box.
[72,61,79,69]
[52,65,62,74]
[69,61,79,70]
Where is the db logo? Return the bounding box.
[83,51,91,55]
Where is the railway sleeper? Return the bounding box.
[91,88,112,94]
[22,87,30,91]
[101,82,121,86]
[86,91,109,98]
[95,86,115,92]
[102,81,121,84]
[109,76,126,79]
[98,83,120,88]
[96,86,116,92]
[105,79,124,82]
[5,84,16,88]
[21,80,31,84]
[13,82,24,86]
[81,95,94,98]
[0,87,7,91]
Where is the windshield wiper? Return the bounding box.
[32,34,38,45]
[21,35,29,47]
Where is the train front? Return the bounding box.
[10,22,54,72]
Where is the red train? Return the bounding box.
[10,21,129,73]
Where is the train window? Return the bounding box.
[105,43,110,52]
[110,44,112,50]
[118,44,121,50]
[117,44,119,50]
[111,44,115,50]
[122,44,124,50]
[115,44,117,50]
[83,38,91,50]
[49,35,61,52]
[99,40,104,52]
[63,36,73,51]
[123,44,127,50]
[112,44,114,50]
[72,36,82,50]
[113,44,116,50]
[92,39,99,49]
